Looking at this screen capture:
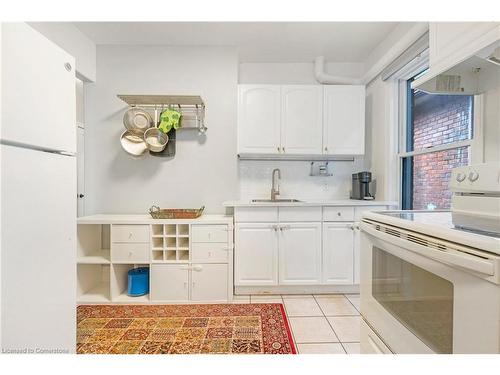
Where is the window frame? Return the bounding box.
[396,58,484,209]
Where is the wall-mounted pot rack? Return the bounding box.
[117,94,207,134]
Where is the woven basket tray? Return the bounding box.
[149,205,205,219]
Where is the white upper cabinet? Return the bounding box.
[281,85,323,155]
[429,22,500,73]
[323,85,365,155]
[238,85,281,154]
[238,84,366,156]
[279,223,322,285]
[1,23,76,153]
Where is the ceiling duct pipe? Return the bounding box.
[314,56,362,85]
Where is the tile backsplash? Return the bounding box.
[238,158,368,200]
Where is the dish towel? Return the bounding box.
[158,109,182,133]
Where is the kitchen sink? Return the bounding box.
[251,199,302,203]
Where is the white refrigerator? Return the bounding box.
[1,23,76,353]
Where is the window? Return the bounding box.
[400,76,474,210]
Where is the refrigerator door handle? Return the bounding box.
[0,139,76,157]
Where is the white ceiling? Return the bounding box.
[73,22,399,63]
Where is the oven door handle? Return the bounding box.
[361,222,496,276]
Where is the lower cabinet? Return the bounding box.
[235,222,322,286]
[191,264,228,301]
[151,264,189,302]
[279,223,321,285]
[234,223,278,286]
[322,223,354,285]
[151,263,229,302]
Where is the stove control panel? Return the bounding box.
[450,162,500,194]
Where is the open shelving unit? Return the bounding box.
[77,224,111,264]
[111,264,150,303]
[150,224,190,263]
[77,264,110,302]
[76,216,234,304]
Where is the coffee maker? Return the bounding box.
[350,171,374,200]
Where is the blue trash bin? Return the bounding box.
[127,267,149,296]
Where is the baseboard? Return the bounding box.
[234,284,360,295]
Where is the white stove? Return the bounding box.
[367,210,500,254]
[359,167,500,354]
[450,162,500,236]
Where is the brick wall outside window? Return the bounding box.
[411,94,472,210]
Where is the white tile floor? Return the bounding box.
[237,293,361,354]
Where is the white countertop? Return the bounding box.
[77,214,233,225]
[223,199,398,207]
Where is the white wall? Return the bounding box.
[84,45,238,214]
[362,22,429,83]
[483,86,500,162]
[238,159,368,200]
[364,76,399,202]
[29,22,96,82]
[239,62,364,84]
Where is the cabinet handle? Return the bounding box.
[324,147,328,152]
[192,265,203,272]
[128,232,133,239]
[277,147,280,153]
[184,282,188,289]
[282,147,285,153]
[350,224,355,230]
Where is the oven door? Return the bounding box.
[360,221,500,354]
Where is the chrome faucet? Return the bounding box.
[271,168,281,201]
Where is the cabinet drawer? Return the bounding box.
[234,207,278,222]
[354,206,387,221]
[191,243,230,263]
[323,207,354,221]
[111,225,149,243]
[112,243,149,263]
[279,206,322,221]
[191,225,228,243]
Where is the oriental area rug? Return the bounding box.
[77,303,296,354]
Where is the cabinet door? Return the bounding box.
[2,23,76,153]
[191,264,228,301]
[323,85,365,155]
[430,22,499,69]
[151,264,189,301]
[279,223,321,285]
[281,85,323,155]
[353,224,361,284]
[234,223,278,286]
[322,223,354,285]
[238,85,281,154]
